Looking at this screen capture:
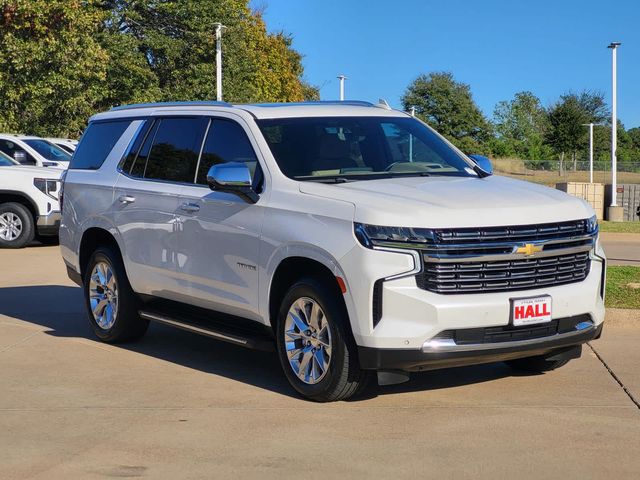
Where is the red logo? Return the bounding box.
[514,303,550,320]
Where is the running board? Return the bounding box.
[139,310,275,352]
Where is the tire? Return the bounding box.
[83,246,148,343]
[0,202,35,248]
[506,356,570,373]
[275,277,371,402]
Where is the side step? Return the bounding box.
[139,310,275,352]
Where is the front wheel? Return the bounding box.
[0,202,34,248]
[83,246,148,343]
[276,277,370,402]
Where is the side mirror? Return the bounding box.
[468,154,493,177]
[206,162,259,203]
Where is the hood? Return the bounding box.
[0,165,64,179]
[299,175,594,228]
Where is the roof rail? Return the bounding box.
[110,101,233,111]
[247,101,375,108]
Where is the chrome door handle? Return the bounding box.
[118,195,136,204]
[180,203,200,213]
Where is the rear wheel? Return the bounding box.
[276,277,370,402]
[0,202,34,248]
[83,246,148,342]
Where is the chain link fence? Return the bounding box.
[492,158,640,186]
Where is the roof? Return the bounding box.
[98,100,409,121]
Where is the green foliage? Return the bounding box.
[0,0,318,137]
[0,0,109,136]
[493,91,552,161]
[546,91,608,156]
[401,72,492,153]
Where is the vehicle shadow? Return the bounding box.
[0,284,526,401]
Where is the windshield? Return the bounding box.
[23,139,71,162]
[257,116,476,181]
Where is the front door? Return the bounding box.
[176,117,264,320]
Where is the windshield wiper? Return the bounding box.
[295,176,354,183]
[386,171,431,178]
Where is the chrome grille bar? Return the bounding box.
[415,219,596,294]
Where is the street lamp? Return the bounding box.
[581,123,604,184]
[607,42,621,217]
[337,75,347,101]
[214,23,227,102]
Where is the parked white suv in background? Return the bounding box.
[0,152,62,247]
[60,101,605,401]
[46,138,78,154]
[0,134,71,168]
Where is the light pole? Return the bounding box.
[607,42,621,214]
[337,75,347,101]
[214,23,227,102]
[582,123,603,184]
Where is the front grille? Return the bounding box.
[435,219,588,244]
[418,252,591,294]
[432,314,591,345]
[414,220,595,294]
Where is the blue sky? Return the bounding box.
[258,0,639,128]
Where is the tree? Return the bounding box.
[101,0,318,104]
[493,91,552,162]
[0,0,110,136]
[401,72,492,153]
[0,0,318,137]
[545,91,609,172]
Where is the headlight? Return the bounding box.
[354,223,436,249]
[34,178,60,200]
[585,215,598,235]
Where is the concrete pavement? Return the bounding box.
[600,232,640,266]
[1,246,639,479]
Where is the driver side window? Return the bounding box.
[196,119,258,185]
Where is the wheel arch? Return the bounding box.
[0,191,38,222]
[78,227,123,280]
[267,253,354,343]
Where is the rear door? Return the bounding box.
[176,117,265,320]
[113,116,209,299]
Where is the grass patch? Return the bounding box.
[600,221,640,234]
[606,266,640,309]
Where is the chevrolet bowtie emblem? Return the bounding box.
[516,243,543,256]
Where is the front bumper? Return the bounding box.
[359,316,602,371]
[36,210,61,236]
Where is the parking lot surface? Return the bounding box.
[1,245,639,479]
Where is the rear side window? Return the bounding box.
[71,120,132,169]
[196,119,258,184]
[143,117,209,183]
[120,119,155,176]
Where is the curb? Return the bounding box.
[605,308,640,328]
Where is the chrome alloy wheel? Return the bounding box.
[89,261,118,330]
[0,212,22,241]
[284,297,333,385]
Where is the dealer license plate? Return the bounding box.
[511,295,552,327]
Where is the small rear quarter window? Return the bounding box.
[70,120,132,170]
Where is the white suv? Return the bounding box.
[60,101,605,401]
[0,152,62,247]
[0,134,71,168]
